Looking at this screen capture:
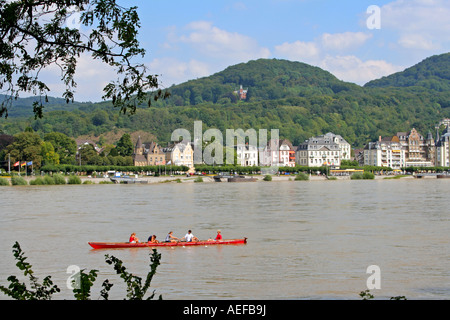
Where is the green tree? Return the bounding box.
[78,144,98,165]
[0,0,166,118]
[41,141,60,165]
[92,110,109,126]
[116,133,133,156]
[4,132,43,167]
[44,132,77,163]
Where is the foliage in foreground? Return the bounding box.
[351,172,375,180]
[1,0,163,119]
[294,172,309,181]
[359,289,407,300]
[0,242,162,300]
[11,176,27,185]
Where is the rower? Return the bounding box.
[165,231,179,243]
[129,233,139,243]
[182,230,198,242]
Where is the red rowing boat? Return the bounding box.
[88,238,247,249]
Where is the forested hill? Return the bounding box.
[364,52,450,92]
[1,55,450,149]
[161,59,360,105]
[0,94,96,118]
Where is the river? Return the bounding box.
[0,178,449,300]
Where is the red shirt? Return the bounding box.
[215,233,222,240]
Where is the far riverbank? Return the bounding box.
[2,173,421,185]
[15,170,450,186]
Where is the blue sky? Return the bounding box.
[43,0,450,102]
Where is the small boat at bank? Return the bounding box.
[109,172,148,184]
[213,173,257,182]
[110,176,148,184]
[227,176,257,182]
[88,238,247,249]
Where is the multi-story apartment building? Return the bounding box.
[236,143,258,166]
[436,125,450,167]
[162,141,194,168]
[362,128,436,169]
[280,139,296,167]
[296,135,341,167]
[295,132,351,167]
[396,128,435,167]
[322,132,352,160]
[363,137,405,169]
[259,139,296,167]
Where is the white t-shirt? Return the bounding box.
[185,233,194,242]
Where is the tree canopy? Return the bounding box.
[0,0,166,118]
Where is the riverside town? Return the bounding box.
[1,118,449,184]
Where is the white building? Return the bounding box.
[259,139,295,167]
[296,135,341,167]
[322,132,352,160]
[436,125,450,167]
[236,143,258,166]
[162,141,194,168]
[363,138,405,169]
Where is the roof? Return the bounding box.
[279,139,294,150]
[135,136,142,148]
[321,132,350,144]
[299,136,339,148]
[162,141,193,153]
[144,141,163,154]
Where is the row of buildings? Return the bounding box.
[131,121,450,170]
[133,136,194,168]
[358,125,450,169]
[130,132,352,169]
[131,132,350,169]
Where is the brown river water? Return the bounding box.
[0,178,449,300]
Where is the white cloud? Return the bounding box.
[319,55,404,85]
[274,41,320,63]
[178,21,271,62]
[153,21,272,86]
[38,54,117,102]
[149,57,211,87]
[380,0,450,50]
[321,32,372,51]
[274,31,372,63]
[398,33,440,50]
[273,31,403,85]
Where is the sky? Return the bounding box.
[40,0,450,102]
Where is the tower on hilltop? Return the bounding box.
[234,85,248,100]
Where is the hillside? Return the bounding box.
[1,56,450,149]
[160,58,360,106]
[0,94,97,118]
[364,52,450,92]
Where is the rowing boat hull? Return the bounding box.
[88,238,247,249]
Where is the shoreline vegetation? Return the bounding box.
[0,171,436,186]
[1,163,448,186]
